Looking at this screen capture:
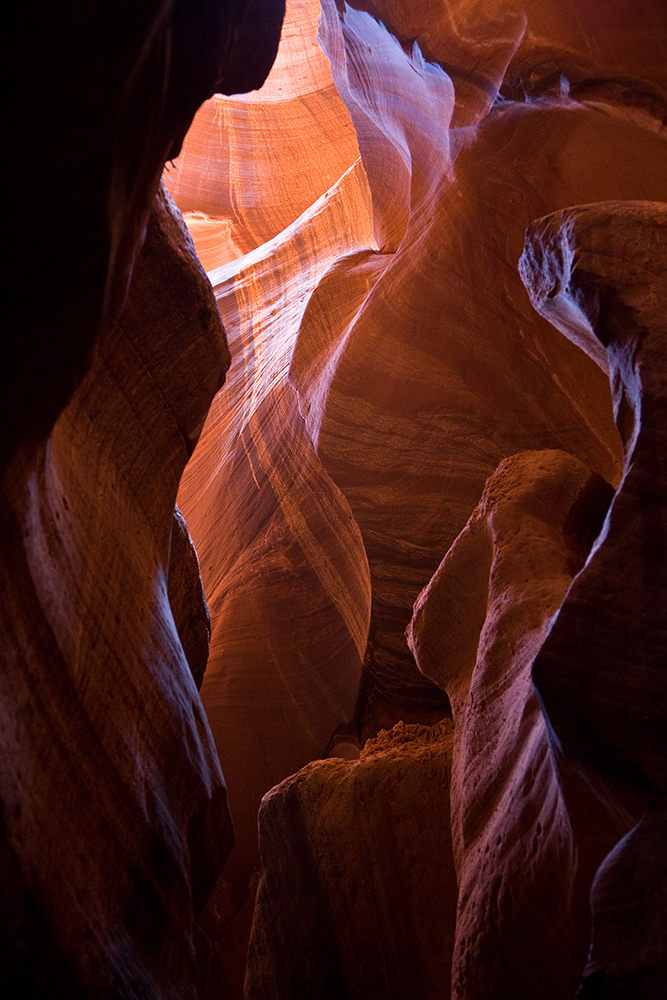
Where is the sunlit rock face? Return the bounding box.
[5,0,285,476]
[166,1,667,996]
[5,0,667,997]
[176,158,375,996]
[164,0,361,269]
[292,0,667,707]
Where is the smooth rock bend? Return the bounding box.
[408,449,624,999]
[164,0,361,270]
[521,200,667,997]
[0,187,233,997]
[246,720,458,1000]
[177,161,376,994]
[291,0,667,707]
[6,0,285,474]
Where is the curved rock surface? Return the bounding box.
[164,0,361,269]
[6,0,285,475]
[347,0,667,126]
[521,200,667,997]
[6,1,667,997]
[409,449,622,999]
[0,187,233,998]
[177,161,376,995]
[290,0,667,706]
[246,720,457,1000]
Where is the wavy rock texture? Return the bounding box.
[347,0,667,126]
[3,4,287,995]
[163,6,667,994]
[290,0,667,707]
[10,0,662,996]
[164,0,361,270]
[6,0,285,475]
[246,720,458,1000]
[521,201,667,998]
[408,449,624,999]
[0,187,232,998]
[176,160,376,996]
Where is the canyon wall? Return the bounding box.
[172,1,666,996]
[2,2,285,997]
[3,0,667,998]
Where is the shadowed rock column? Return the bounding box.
[246,720,457,1000]
[408,449,620,999]
[0,187,233,999]
[520,201,667,998]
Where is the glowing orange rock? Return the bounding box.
[290,0,667,706]
[164,0,361,269]
[177,160,376,991]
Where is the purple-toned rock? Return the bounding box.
[521,200,667,998]
[0,187,233,998]
[409,449,621,999]
[246,720,458,1000]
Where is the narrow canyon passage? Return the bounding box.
[3,2,667,999]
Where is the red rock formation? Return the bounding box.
[0,187,233,997]
[5,1,667,996]
[246,720,458,1000]
[164,5,667,993]
[5,0,285,475]
[164,0,361,269]
[2,3,285,995]
[177,160,375,996]
[409,449,623,998]
[521,200,667,998]
[291,0,667,709]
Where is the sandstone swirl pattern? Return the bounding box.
[176,158,376,993]
[164,0,361,270]
[0,188,233,998]
[291,0,667,705]
[171,2,667,996]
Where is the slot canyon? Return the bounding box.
[3,0,666,997]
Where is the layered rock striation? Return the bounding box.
[176,159,376,995]
[3,2,285,996]
[5,0,667,997]
[0,187,233,998]
[188,2,666,995]
[164,0,361,269]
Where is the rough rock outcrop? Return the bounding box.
[246,720,457,1000]
[521,200,667,997]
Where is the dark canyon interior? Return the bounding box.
[3,2,666,998]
